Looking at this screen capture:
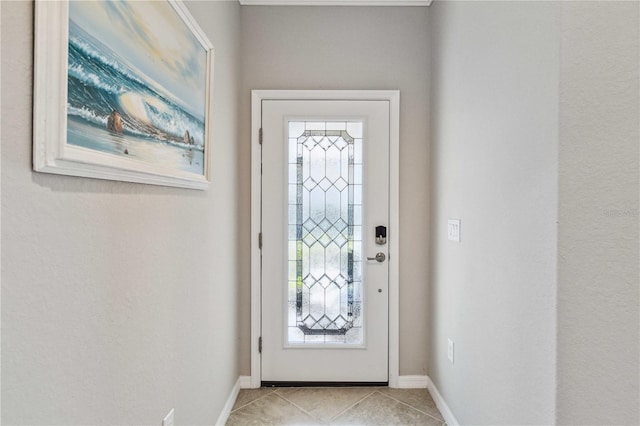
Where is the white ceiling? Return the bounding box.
[238,0,432,6]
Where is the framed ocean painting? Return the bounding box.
[33,0,214,189]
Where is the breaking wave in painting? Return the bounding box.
[66,21,205,175]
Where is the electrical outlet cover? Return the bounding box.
[448,219,461,242]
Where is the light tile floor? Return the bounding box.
[226,387,446,425]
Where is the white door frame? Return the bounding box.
[250,90,400,388]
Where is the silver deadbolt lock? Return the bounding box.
[375,226,387,245]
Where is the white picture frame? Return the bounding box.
[33,0,214,190]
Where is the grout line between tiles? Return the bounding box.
[272,390,328,424]
[327,389,379,422]
[230,388,276,413]
[376,391,445,422]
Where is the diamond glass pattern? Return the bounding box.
[287,121,363,345]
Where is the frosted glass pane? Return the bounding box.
[302,188,310,222]
[309,284,324,320]
[325,187,341,223]
[346,122,362,139]
[346,327,362,344]
[325,243,341,279]
[302,148,310,181]
[288,241,296,260]
[305,335,324,344]
[289,122,305,138]
[309,188,325,224]
[341,148,349,181]
[289,327,304,343]
[353,205,362,226]
[306,122,325,131]
[302,243,309,278]
[288,164,297,184]
[289,209,297,233]
[353,226,362,241]
[288,262,296,282]
[325,284,341,319]
[326,121,346,130]
[289,138,297,163]
[326,146,341,182]
[354,138,362,164]
[309,242,325,280]
[354,165,363,185]
[287,121,363,345]
[288,186,297,206]
[354,185,362,205]
[341,190,349,221]
[309,146,325,183]
[288,281,296,323]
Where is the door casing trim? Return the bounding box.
[250,90,400,388]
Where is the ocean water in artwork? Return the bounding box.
[67,1,207,175]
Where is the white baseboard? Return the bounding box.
[396,375,428,388]
[239,375,252,389]
[215,377,241,426]
[426,376,459,426]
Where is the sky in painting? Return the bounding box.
[69,0,207,119]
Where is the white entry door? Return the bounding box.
[260,98,390,383]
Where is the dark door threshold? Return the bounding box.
[262,381,388,387]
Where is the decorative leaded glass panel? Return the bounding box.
[287,121,363,345]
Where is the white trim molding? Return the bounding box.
[215,377,241,426]
[239,376,252,389]
[426,376,460,426]
[250,92,263,389]
[397,375,428,388]
[240,0,432,5]
[251,90,401,388]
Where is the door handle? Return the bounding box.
[367,252,386,263]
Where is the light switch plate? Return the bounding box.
[448,219,461,242]
[163,408,174,426]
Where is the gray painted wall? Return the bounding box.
[429,1,559,423]
[430,1,639,424]
[239,6,431,376]
[557,2,639,424]
[1,1,242,424]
